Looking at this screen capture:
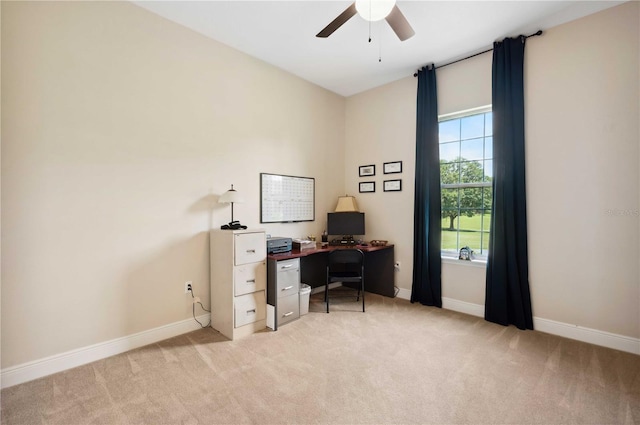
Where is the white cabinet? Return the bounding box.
[210,229,266,340]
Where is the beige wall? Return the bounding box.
[344,77,416,290]
[346,2,639,338]
[1,1,345,368]
[526,2,639,337]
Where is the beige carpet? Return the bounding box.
[2,291,639,424]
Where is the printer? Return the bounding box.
[266,237,292,254]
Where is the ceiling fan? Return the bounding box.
[316,0,415,41]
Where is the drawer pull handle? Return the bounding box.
[246,309,256,315]
[246,279,256,283]
[283,311,294,317]
[281,264,293,269]
[246,249,256,254]
[282,286,293,291]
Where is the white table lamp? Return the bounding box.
[219,184,245,229]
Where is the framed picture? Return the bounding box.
[261,173,315,223]
[359,181,375,193]
[359,164,376,177]
[383,161,403,174]
[383,179,402,192]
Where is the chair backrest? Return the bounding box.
[328,249,364,270]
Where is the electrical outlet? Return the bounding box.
[185,281,192,294]
[394,261,401,271]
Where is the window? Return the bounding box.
[439,107,493,259]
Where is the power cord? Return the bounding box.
[188,285,211,328]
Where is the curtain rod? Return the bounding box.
[413,30,543,77]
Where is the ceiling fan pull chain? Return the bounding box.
[368,0,372,42]
[378,22,382,62]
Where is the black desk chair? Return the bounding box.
[325,249,365,313]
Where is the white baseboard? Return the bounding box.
[533,316,640,355]
[1,314,211,389]
[396,290,484,317]
[395,291,639,355]
[442,297,485,317]
[396,287,411,300]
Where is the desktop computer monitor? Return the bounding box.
[327,212,365,237]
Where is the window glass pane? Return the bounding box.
[485,112,493,136]
[441,231,458,253]
[440,162,459,184]
[484,160,493,180]
[439,141,460,161]
[459,231,482,254]
[461,114,484,139]
[441,209,459,252]
[460,138,484,161]
[484,137,493,159]
[441,188,459,213]
[441,213,459,231]
[482,211,491,232]
[459,161,484,184]
[460,187,483,208]
[439,119,460,143]
[482,231,490,252]
[482,187,492,210]
[458,210,482,232]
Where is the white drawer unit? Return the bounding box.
[234,262,266,296]
[210,229,267,340]
[234,292,267,327]
[267,257,301,330]
[235,232,266,266]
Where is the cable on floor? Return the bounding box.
[189,285,211,328]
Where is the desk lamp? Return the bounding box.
[219,184,246,229]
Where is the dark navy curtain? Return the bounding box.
[411,65,442,307]
[485,36,533,330]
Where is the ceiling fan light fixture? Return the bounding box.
[355,0,396,22]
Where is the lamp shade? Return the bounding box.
[219,184,244,204]
[334,196,359,212]
[355,0,396,22]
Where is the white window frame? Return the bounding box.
[439,105,492,263]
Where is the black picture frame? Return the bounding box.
[359,181,375,193]
[359,164,375,177]
[383,179,402,192]
[383,161,403,174]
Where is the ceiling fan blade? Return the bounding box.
[385,5,415,41]
[316,3,357,38]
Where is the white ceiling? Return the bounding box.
[133,1,623,97]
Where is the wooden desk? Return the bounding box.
[267,244,395,297]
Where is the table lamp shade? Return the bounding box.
[219,185,244,204]
[335,196,359,212]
